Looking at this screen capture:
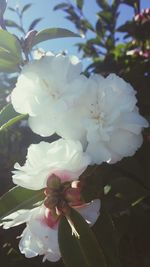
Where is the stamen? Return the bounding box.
[66,215,80,239]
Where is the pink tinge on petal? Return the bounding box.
[49,170,73,183]
[44,209,59,229]
[65,187,83,207]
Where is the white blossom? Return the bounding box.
[1,200,100,262]
[11,53,86,137]
[12,139,90,190]
[57,74,148,164]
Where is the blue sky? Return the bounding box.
[5,0,149,61]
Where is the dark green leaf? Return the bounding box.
[107,176,150,207]
[0,186,44,221]
[4,19,25,34]
[59,208,106,267]
[21,3,32,15]
[0,103,27,131]
[96,0,109,9]
[31,28,79,47]
[76,0,84,10]
[120,0,139,8]
[8,7,16,12]
[28,18,43,31]
[53,3,69,11]
[93,207,121,267]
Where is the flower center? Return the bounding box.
[44,174,84,220]
[90,104,105,125]
[42,79,60,100]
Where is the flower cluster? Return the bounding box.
[1,52,148,262]
[1,139,100,262]
[12,53,148,164]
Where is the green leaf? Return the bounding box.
[0,103,27,131]
[106,176,150,210]
[58,208,106,267]
[93,207,121,267]
[53,3,69,11]
[96,0,109,9]
[4,19,25,34]
[0,186,44,222]
[0,58,20,72]
[0,29,22,61]
[8,7,16,12]
[28,18,43,31]
[21,3,32,15]
[31,28,79,47]
[76,0,84,9]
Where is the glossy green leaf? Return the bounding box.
[0,29,22,61]
[0,103,27,131]
[0,186,44,221]
[31,28,79,47]
[93,207,121,267]
[59,208,106,267]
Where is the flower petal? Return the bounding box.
[12,139,90,190]
[76,199,101,226]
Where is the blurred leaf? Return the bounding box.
[31,28,79,47]
[28,18,43,31]
[96,0,109,9]
[8,6,16,12]
[99,10,113,24]
[53,3,69,11]
[0,103,27,131]
[107,176,150,207]
[0,0,7,17]
[117,21,134,33]
[0,186,44,222]
[21,3,32,15]
[0,29,22,62]
[59,208,106,267]
[0,58,20,72]
[4,19,25,34]
[121,0,139,9]
[76,0,84,9]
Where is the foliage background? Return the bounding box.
[0,0,150,266]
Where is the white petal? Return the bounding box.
[28,209,61,261]
[28,113,56,137]
[19,227,42,258]
[11,53,83,137]
[86,142,111,164]
[116,112,149,134]
[76,199,101,226]
[19,206,61,262]
[1,207,41,229]
[109,130,143,161]
[12,139,90,189]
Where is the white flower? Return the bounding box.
[1,200,101,262]
[11,53,86,137]
[12,139,90,190]
[57,74,148,164]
